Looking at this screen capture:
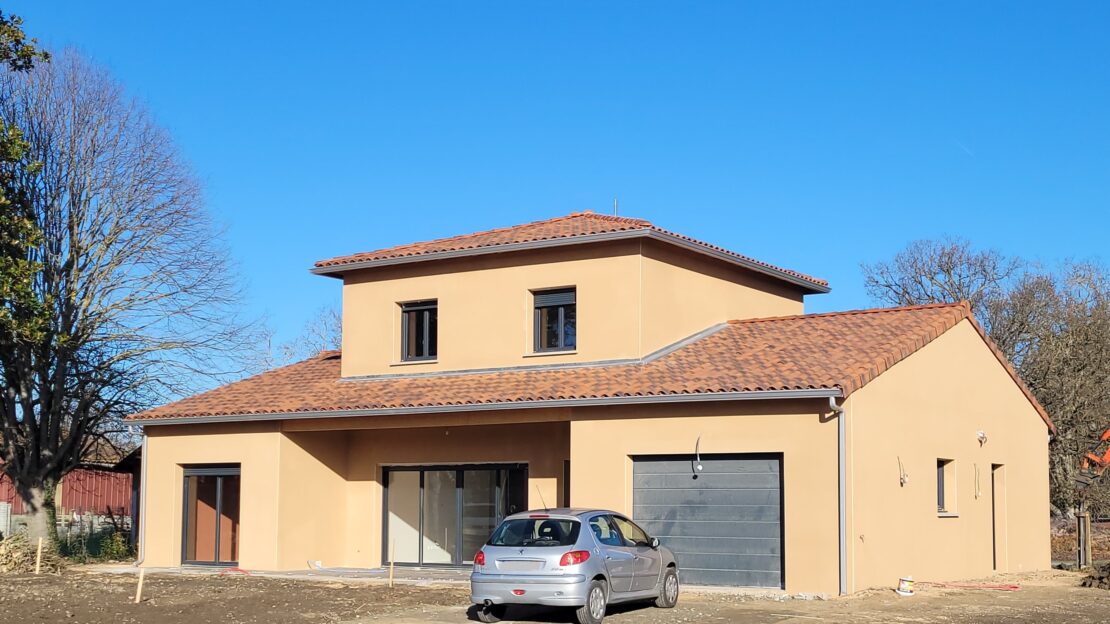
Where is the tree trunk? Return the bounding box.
[24,484,58,544]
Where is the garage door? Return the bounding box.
[633,454,783,588]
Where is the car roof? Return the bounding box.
[504,508,610,520]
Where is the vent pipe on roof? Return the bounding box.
[830,396,847,597]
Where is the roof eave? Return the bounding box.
[130,388,843,427]
[310,230,831,294]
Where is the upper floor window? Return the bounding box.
[534,287,576,352]
[401,300,437,361]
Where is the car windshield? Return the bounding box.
[487,518,581,547]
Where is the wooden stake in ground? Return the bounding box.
[388,539,396,589]
[34,537,43,575]
[134,568,146,604]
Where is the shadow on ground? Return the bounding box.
[466,601,658,623]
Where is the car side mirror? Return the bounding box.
[649,537,660,549]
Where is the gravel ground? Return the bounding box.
[2,568,1109,624]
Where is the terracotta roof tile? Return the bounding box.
[312,211,829,291]
[127,303,1053,431]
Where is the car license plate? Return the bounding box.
[497,559,544,572]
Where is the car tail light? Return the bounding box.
[528,514,550,518]
[474,550,486,566]
[512,589,526,596]
[559,550,590,566]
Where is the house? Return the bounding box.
[126,211,1052,594]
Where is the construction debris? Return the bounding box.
[0,531,66,574]
[1080,563,1110,590]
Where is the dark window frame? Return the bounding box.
[381,463,528,567]
[937,458,954,513]
[533,287,576,353]
[180,464,241,567]
[400,300,438,361]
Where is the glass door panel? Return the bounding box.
[422,470,457,564]
[386,471,421,563]
[218,475,241,563]
[184,475,218,563]
[462,470,497,562]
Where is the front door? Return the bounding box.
[385,464,526,566]
[182,466,241,566]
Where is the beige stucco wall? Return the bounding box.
[141,415,569,571]
[276,431,351,569]
[568,400,840,594]
[340,241,643,377]
[340,239,808,377]
[845,319,1051,592]
[143,422,283,569]
[638,241,804,354]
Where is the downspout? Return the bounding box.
[830,396,847,596]
[133,431,149,566]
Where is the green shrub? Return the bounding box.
[59,527,133,562]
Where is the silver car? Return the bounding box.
[470,508,680,624]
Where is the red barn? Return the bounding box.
[0,463,132,517]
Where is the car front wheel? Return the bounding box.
[575,579,608,624]
[655,567,679,608]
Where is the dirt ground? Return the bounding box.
[2,569,1110,624]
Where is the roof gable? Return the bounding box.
[311,211,830,293]
[128,302,1050,431]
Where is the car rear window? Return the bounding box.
[487,518,582,547]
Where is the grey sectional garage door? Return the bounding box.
[633,454,783,588]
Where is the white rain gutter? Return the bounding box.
[829,396,847,596]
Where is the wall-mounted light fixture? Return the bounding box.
[691,436,704,478]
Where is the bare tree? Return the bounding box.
[0,52,253,540]
[1015,265,1110,516]
[863,241,1110,517]
[256,306,341,371]
[862,237,1025,335]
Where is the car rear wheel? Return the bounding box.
[575,579,608,624]
[655,567,679,608]
[476,604,506,623]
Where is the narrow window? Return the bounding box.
[533,288,576,352]
[400,300,437,361]
[937,459,956,514]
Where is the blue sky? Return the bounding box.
[10,2,1110,343]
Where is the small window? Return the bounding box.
[400,300,437,361]
[534,288,576,352]
[937,459,956,514]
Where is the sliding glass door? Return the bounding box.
[385,464,527,566]
[182,466,241,565]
